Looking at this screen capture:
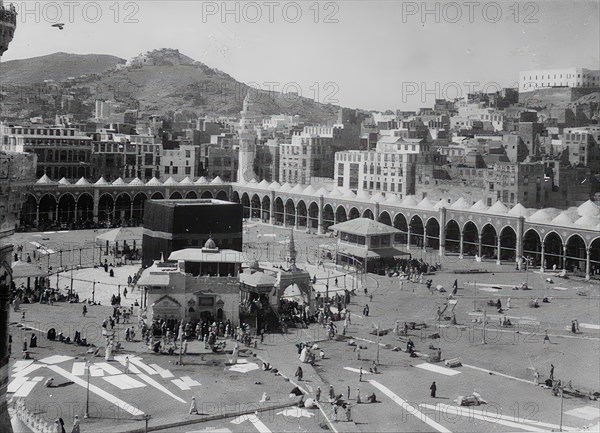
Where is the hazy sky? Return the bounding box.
[2,1,599,110]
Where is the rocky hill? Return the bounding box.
[0,49,341,123]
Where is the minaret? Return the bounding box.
[288,229,298,271]
[237,94,257,183]
[0,3,17,432]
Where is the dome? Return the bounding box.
[58,177,70,185]
[550,212,574,226]
[508,203,531,217]
[258,179,270,189]
[450,197,471,210]
[574,215,598,229]
[433,199,447,210]
[129,177,144,186]
[279,182,292,192]
[385,194,402,204]
[203,237,217,250]
[328,187,343,198]
[147,177,163,186]
[370,192,385,203]
[112,177,126,186]
[268,181,281,190]
[195,176,208,185]
[209,176,223,185]
[75,177,91,186]
[163,177,179,186]
[577,200,600,218]
[248,178,258,185]
[342,189,356,199]
[470,200,489,212]
[315,187,330,196]
[356,190,371,201]
[400,195,419,207]
[488,201,509,214]
[179,176,194,185]
[36,174,56,185]
[528,209,553,223]
[417,197,435,210]
[303,185,316,195]
[291,184,304,194]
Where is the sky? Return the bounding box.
[2,0,599,111]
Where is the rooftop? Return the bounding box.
[329,218,401,236]
[147,198,234,207]
[168,248,244,263]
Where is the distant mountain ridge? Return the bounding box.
[0,49,341,123]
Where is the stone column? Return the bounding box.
[459,230,464,259]
[562,243,567,270]
[478,235,483,259]
[74,202,78,223]
[130,202,134,220]
[317,195,324,235]
[439,207,446,257]
[295,211,299,230]
[496,234,502,266]
[406,225,411,251]
[93,189,99,223]
[269,191,275,225]
[35,204,40,224]
[516,216,524,270]
[540,242,545,272]
[283,206,287,227]
[375,202,380,221]
[585,248,591,280]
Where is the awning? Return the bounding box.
[336,244,409,259]
[95,227,142,246]
[169,248,244,263]
[11,261,47,279]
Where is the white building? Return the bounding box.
[334,136,428,197]
[519,68,600,93]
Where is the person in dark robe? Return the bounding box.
[430,381,437,398]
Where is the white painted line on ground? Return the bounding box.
[120,374,147,389]
[180,376,201,387]
[12,364,43,378]
[39,355,74,365]
[7,377,28,393]
[94,362,122,375]
[420,403,576,431]
[368,380,451,433]
[415,363,461,376]
[343,367,372,374]
[564,406,600,421]
[229,363,260,373]
[89,365,104,377]
[12,360,34,372]
[47,365,144,416]
[149,363,174,379]
[129,358,158,375]
[31,377,44,382]
[580,324,600,330]
[103,375,136,390]
[461,364,533,385]
[231,414,272,433]
[419,404,550,432]
[171,379,191,391]
[114,357,141,374]
[71,362,86,376]
[137,373,186,403]
[13,381,37,398]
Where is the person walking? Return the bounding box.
[347,386,351,399]
[189,397,198,414]
[71,415,80,433]
[543,331,551,344]
[124,356,130,374]
[315,386,321,402]
[430,381,437,398]
[356,388,361,404]
[123,287,128,298]
[329,385,335,402]
[359,367,363,383]
[550,364,555,381]
[507,297,511,309]
[295,366,303,381]
[346,404,352,422]
[82,305,87,317]
[533,370,539,385]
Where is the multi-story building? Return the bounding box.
[279,131,335,184]
[91,131,162,181]
[254,140,280,182]
[0,124,93,180]
[161,144,201,181]
[563,127,600,172]
[519,68,600,93]
[206,146,238,182]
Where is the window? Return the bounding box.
[185,150,191,158]
[172,167,178,174]
[185,167,191,175]
[164,166,170,174]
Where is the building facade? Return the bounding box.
[519,68,600,93]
